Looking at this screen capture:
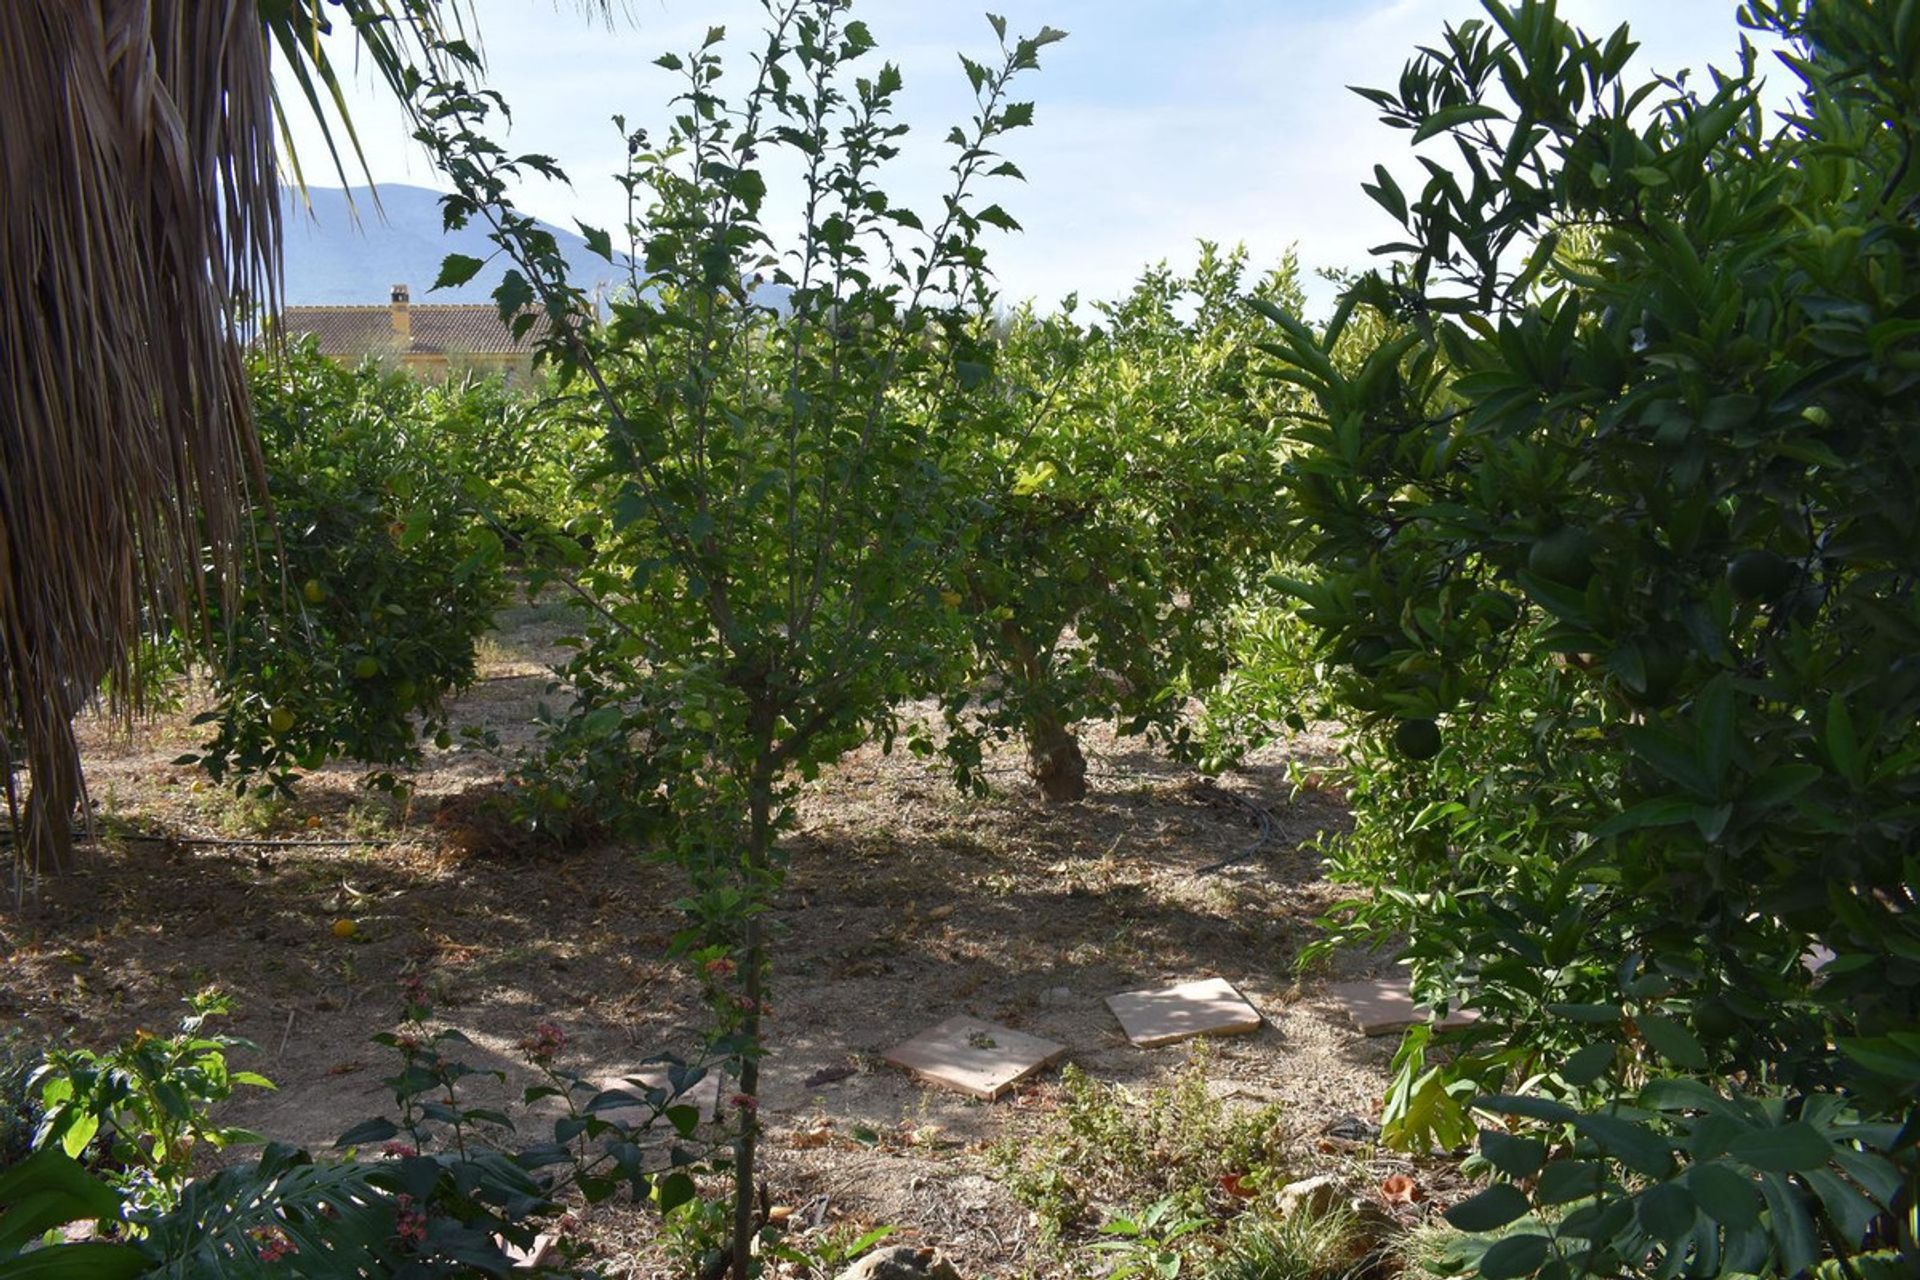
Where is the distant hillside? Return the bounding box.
[280,184,789,312]
[280,184,621,306]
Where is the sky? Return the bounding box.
[282,0,1777,315]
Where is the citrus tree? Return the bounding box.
[181,342,511,795]
[934,245,1299,799]
[399,3,1063,1271]
[1259,0,1918,1274]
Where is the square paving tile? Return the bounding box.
[884,1015,1067,1099]
[1328,978,1478,1037]
[1105,977,1263,1048]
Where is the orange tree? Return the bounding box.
[932,245,1299,800]
[1260,1,1917,1275]
[180,343,511,796]
[400,2,1063,1271]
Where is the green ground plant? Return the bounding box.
[991,1057,1289,1241]
[30,990,273,1214]
[3,991,708,1277]
[1257,0,1920,1275]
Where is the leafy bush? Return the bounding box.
[182,341,510,794]
[3,989,717,1277]
[30,990,273,1213]
[1258,0,1920,1274]
[932,244,1301,799]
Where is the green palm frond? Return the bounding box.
[143,1144,401,1278]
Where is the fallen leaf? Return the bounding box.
[1379,1174,1421,1204]
[1218,1172,1256,1199]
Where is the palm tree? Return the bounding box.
[0,1,463,879]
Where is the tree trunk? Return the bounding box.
[18,731,83,876]
[994,617,1087,803]
[1026,709,1087,803]
[729,764,773,1280]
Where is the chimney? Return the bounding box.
[389,283,410,345]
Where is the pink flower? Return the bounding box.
[729,1092,759,1114]
[250,1225,297,1262]
[381,1141,419,1159]
[393,1193,429,1248]
[519,1021,567,1062]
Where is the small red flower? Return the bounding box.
[250,1225,297,1262]
[729,1092,759,1114]
[519,1021,567,1062]
[393,1193,429,1248]
[703,957,737,979]
[381,1140,419,1159]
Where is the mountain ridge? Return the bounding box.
[281,184,620,306]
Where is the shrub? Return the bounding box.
[401,5,1066,1272]
[182,342,509,794]
[1259,0,1920,1274]
[30,989,273,1213]
[933,245,1302,799]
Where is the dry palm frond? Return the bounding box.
[0,0,592,883]
[0,0,276,879]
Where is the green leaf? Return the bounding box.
[1481,1130,1548,1179]
[576,222,614,262]
[656,1171,696,1215]
[1591,796,1695,838]
[1726,1121,1832,1172]
[0,1149,125,1254]
[1477,1095,1580,1125]
[334,1116,399,1148]
[1573,1113,1674,1177]
[1365,164,1409,223]
[976,204,1022,232]
[1560,1041,1616,1087]
[1444,1183,1531,1232]
[1637,1015,1707,1070]
[1688,1161,1761,1229]
[1758,1172,1818,1275]
[432,253,486,291]
[1411,103,1509,144]
[1535,1159,1606,1205]
[1476,1232,1551,1279]
[0,1241,150,1278]
[1826,695,1862,786]
[1635,1181,1697,1242]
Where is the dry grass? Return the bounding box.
[0,612,1438,1277]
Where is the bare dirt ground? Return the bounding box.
[0,600,1426,1277]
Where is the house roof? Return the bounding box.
[278,302,545,357]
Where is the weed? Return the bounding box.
[767,1223,897,1279]
[0,1029,42,1166]
[990,1051,1290,1239]
[1204,1205,1365,1280]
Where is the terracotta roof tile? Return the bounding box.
[278,303,545,357]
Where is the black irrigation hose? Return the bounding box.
[0,826,421,850]
[1191,781,1278,875]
